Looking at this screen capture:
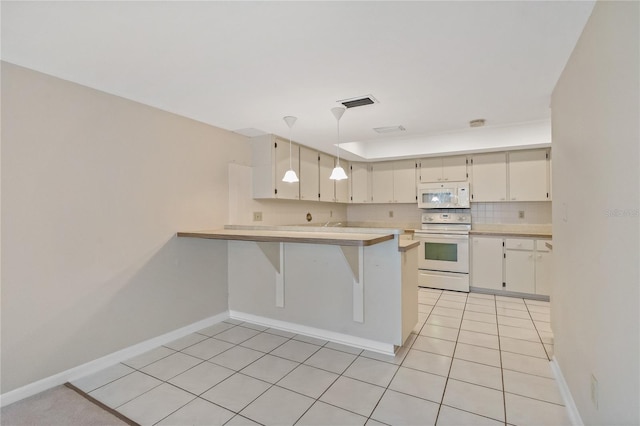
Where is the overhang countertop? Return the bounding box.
[398,238,420,252]
[177,227,396,247]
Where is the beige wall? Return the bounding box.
[550,2,639,424]
[0,62,250,392]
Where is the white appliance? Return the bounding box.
[417,182,470,209]
[414,211,471,292]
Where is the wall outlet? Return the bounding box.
[389,210,394,218]
[253,211,263,222]
[518,210,525,219]
[591,374,599,409]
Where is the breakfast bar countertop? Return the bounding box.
[177,226,397,247]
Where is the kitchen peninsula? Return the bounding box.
[178,225,418,354]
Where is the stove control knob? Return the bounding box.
[427,217,434,221]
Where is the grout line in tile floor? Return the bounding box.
[433,290,468,425]
[71,289,569,426]
[496,293,508,425]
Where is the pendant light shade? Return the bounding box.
[282,115,299,183]
[329,164,348,180]
[329,107,348,181]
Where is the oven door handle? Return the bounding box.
[414,233,469,241]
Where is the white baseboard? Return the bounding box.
[0,311,229,407]
[550,356,584,426]
[229,310,395,355]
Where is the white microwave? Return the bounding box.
[418,182,470,209]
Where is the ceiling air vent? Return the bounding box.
[374,125,406,134]
[338,95,378,109]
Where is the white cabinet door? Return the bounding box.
[418,157,443,183]
[299,146,319,201]
[471,237,504,290]
[418,156,467,183]
[471,152,507,202]
[505,241,535,294]
[535,240,552,296]
[319,153,335,202]
[548,151,552,201]
[442,156,468,181]
[275,137,300,200]
[335,160,350,203]
[393,159,417,203]
[350,162,370,203]
[509,149,549,201]
[371,162,394,203]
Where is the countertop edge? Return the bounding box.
[469,230,552,239]
[177,230,395,247]
[398,240,420,252]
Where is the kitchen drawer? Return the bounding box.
[505,239,534,250]
[536,240,552,252]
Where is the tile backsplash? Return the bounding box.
[470,202,552,224]
[346,201,551,229]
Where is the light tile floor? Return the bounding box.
[71,289,570,425]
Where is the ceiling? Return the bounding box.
[1,1,595,161]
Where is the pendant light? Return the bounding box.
[329,107,348,180]
[282,116,299,183]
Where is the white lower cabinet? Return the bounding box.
[505,239,535,294]
[471,237,503,290]
[535,240,552,296]
[471,236,552,296]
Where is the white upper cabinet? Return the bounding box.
[418,156,467,183]
[350,162,371,203]
[471,149,551,203]
[371,160,417,203]
[393,159,418,203]
[418,157,443,183]
[508,149,550,201]
[470,152,507,202]
[299,146,319,201]
[319,152,335,202]
[252,135,549,205]
[371,162,394,203]
[251,134,299,200]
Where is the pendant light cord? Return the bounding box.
[336,115,341,167]
[289,126,293,169]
